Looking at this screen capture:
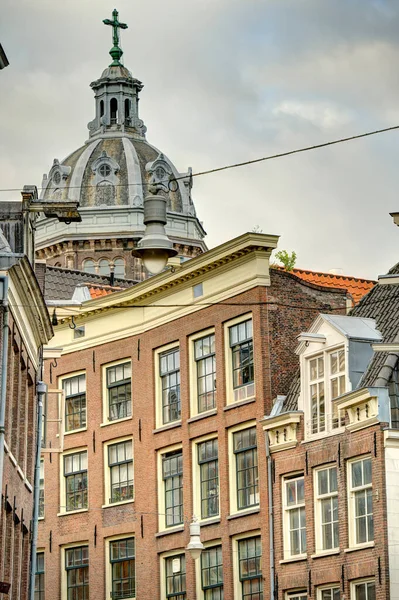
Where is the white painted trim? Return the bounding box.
[188,328,216,418]
[227,421,258,516]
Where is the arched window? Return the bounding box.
[100,100,104,117]
[125,99,130,119]
[83,259,96,274]
[99,259,110,276]
[114,258,125,278]
[110,98,118,124]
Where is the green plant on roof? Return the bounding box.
[275,250,297,272]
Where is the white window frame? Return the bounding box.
[38,458,44,519]
[101,359,132,426]
[192,434,219,523]
[350,579,375,600]
[61,542,89,600]
[347,456,373,548]
[283,474,306,559]
[314,465,339,554]
[105,534,136,600]
[59,447,88,516]
[159,549,186,600]
[157,443,183,532]
[224,314,255,406]
[285,592,307,600]
[232,530,262,600]
[58,371,87,435]
[228,421,258,516]
[317,585,340,600]
[103,437,134,508]
[154,343,181,429]
[194,540,223,600]
[189,328,216,418]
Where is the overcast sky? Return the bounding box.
[1,0,399,279]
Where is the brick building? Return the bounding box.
[36,232,353,600]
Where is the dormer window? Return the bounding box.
[53,171,61,185]
[309,355,325,434]
[99,164,112,178]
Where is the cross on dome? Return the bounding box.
[103,8,128,66]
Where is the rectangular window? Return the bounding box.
[229,319,254,401]
[330,349,345,428]
[353,581,375,600]
[39,459,44,519]
[163,451,183,527]
[233,427,259,510]
[238,537,263,600]
[319,587,340,600]
[107,362,132,421]
[315,467,338,551]
[110,538,135,600]
[201,545,223,600]
[160,349,181,424]
[165,554,186,600]
[108,440,134,504]
[64,451,88,512]
[349,457,373,545]
[195,334,216,413]
[286,593,307,600]
[198,439,219,519]
[35,552,45,600]
[65,546,89,600]
[309,356,325,434]
[63,374,86,432]
[284,475,306,556]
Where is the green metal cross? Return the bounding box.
[103,9,128,67]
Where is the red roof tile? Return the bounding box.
[88,284,125,299]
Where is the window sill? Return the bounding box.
[199,517,220,527]
[100,416,132,427]
[302,428,345,443]
[64,427,87,436]
[344,542,375,553]
[311,549,340,559]
[155,525,185,537]
[227,507,260,520]
[102,499,134,508]
[280,555,307,564]
[224,397,256,411]
[188,409,217,423]
[57,508,88,517]
[153,421,182,434]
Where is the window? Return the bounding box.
[315,466,338,552]
[65,546,89,600]
[107,362,132,421]
[352,580,375,600]
[99,164,112,178]
[330,349,346,428]
[114,258,125,278]
[193,283,203,298]
[110,538,135,599]
[124,99,131,119]
[64,451,88,512]
[165,554,186,600]
[229,318,254,402]
[286,593,307,600]
[195,334,216,413]
[108,440,134,504]
[35,552,45,600]
[100,100,104,117]
[284,475,306,557]
[163,451,183,527]
[39,459,44,519]
[82,259,96,274]
[63,374,86,432]
[233,427,259,510]
[349,457,373,545]
[309,355,325,434]
[110,98,118,124]
[238,537,263,600]
[318,587,340,600]
[99,259,111,276]
[198,439,219,519]
[160,348,180,425]
[201,546,223,600]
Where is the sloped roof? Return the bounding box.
[320,314,382,342]
[279,267,376,303]
[88,285,124,299]
[44,266,137,301]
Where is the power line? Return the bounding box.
[1,124,399,194]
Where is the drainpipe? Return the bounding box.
[265,430,275,600]
[0,275,9,501]
[29,379,46,600]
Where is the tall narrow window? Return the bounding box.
[330,349,345,428]
[233,427,259,510]
[65,546,89,600]
[198,439,219,519]
[201,546,223,599]
[99,259,111,276]
[160,349,180,425]
[163,451,183,527]
[125,99,130,119]
[165,554,186,600]
[108,440,134,503]
[110,538,135,600]
[195,334,216,413]
[315,467,338,551]
[114,258,125,278]
[229,318,254,401]
[100,100,104,117]
[82,259,96,275]
[107,362,132,421]
[35,552,45,600]
[63,374,86,432]
[64,451,88,512]
[309,356,325,434]
[353,581,375,600]
[284,475,306,556]
[349,457,373,545]
[238,537,263,600]
[39,459,45,519]
[110,98,118,124]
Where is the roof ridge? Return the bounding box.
[287,266,376,284]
